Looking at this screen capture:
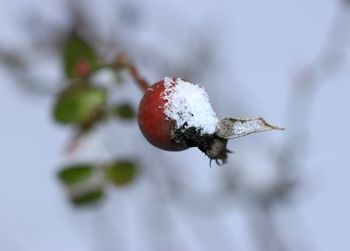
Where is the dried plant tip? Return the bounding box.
[215,117,284,139]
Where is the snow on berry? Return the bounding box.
[162,77,218,135]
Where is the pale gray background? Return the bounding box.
[0,0,349,251]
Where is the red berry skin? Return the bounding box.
[138,80,189,151]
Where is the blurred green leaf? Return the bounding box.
[113,103,135,120]
[106,160,137,186]
[53,84,106,125]
[58,164,105,207]
[57,164,93,185]
[63,33,98,78]
[71,189,104,206]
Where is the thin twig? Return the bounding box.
[65,129,85,154]
[115,53,150,92]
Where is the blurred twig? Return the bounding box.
[250,1,350,251]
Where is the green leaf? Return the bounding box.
[58,164,105,207]
[53,84,106,125]
[57,164,93,185]
[106,160,137,186]
[112,103,135,120]
[63,32,98,78]
[71,189,104,206]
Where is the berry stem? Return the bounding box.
[85,53,150,93]
[114,53,150,93]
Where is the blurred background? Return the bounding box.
[1,0,350,250]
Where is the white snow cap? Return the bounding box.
[162,77,218,134]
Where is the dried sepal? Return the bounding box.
[215,117,284,139]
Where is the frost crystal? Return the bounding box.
[215,117,284,139]
[231,120,264,135]
[162,77,218,134]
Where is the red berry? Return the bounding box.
[137,77,232,164]
[137,79,189,151]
